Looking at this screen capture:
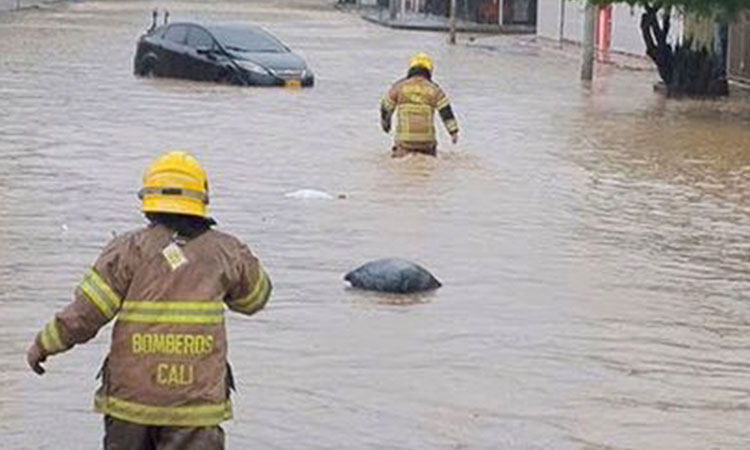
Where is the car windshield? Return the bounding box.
[208,26,287,53]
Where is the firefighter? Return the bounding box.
[380,52,459,157]
[26,151,272,450]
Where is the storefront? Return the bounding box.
[415,0,536,26]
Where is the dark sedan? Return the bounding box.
[134,21,314,87]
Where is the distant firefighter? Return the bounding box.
[380,52,459,157]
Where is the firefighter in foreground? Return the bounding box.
[380,52,459,157]
[26,151,272,449]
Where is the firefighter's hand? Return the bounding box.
[450,132,458,144]
[381,120,391,134]
[27,342,47,375]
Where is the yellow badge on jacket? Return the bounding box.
[162,242,188,271]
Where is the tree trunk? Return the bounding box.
[640,3,673,85]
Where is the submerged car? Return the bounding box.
[134,21,314,87]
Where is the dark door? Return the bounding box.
[160,24,189,78]
[503,0,537,25]
[184,26,221,81]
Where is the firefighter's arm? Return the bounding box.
[380,86,398,133]
[436,91,459,141]
[27,237,131,375]
[224,243,272,317]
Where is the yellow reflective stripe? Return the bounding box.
[396,126,435,142]
[117,313,224,324]
[118,301,225,324]
[396,104,435,140]
[81,282,115,319]
[95,395,232,427]
[397,132,435,142]
[397,112,409,136]
[436,96,450,110]
[122,301,224,312]
[40,318,65,354]
[398,103,433,115]
[381,95,396,111]
[444,119,458,134]
[80,268,121,319]
[234,268,270,310]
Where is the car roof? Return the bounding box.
[152,21,280,46]
[160,21,264,33]
[205,23,272,36]
[161,21,205,29]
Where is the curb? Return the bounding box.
[360,13,534,35]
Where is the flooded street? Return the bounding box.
[3,0,750,448]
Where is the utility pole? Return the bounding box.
[713,21,728,79]
[449,0,457,44]
[558,0,566,48]
[389,0,397,21]
[581,1,596,81]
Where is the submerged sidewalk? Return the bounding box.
[0,0,20,11]
[0,0,68,13]
[360,10,534,34]
[467,34,657,72]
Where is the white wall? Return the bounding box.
[562,0,584,43]
[536,0,565,41]
[609,5,644,54]
[536,0,584,44]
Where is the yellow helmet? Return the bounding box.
[409,52,434,74]
[138,151,209,218]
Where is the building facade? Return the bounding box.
[728,11,750,82]
[537,0,683,59]
[376,0,536,26]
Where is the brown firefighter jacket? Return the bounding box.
[34,223,272,427]
[380,75,459,152]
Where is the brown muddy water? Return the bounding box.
[2,1,750,449]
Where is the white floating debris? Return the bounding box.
[284,189,334,200]
[61,224,69,232]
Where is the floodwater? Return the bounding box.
[2,1,750,448]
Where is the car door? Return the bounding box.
[184,26,221,81]
[159,24,189,78]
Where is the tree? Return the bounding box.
[590,0,750,96]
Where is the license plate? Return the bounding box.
[285,80,301,88]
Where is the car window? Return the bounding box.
[207,26,288,53]
[186,27,214,49]
[163,25,188,44]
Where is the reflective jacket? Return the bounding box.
[34,223,272,427]
[380,75,459,151]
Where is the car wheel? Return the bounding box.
[139,58,157,77]
[217,68,244,86]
